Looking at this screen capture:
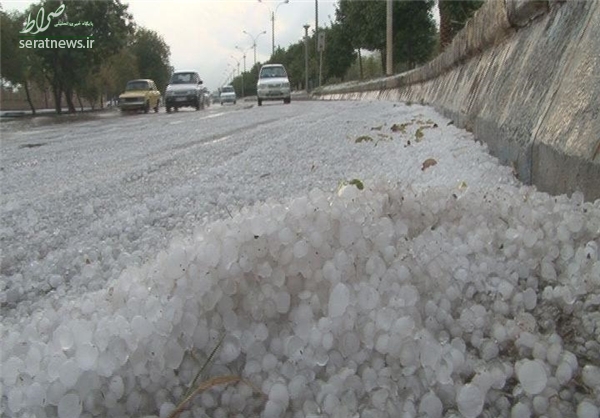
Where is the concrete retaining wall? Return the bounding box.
[313,0,600,202]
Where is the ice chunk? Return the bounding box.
[577,401,600,418]
[59,359,80,388]
[457,384,484,418]
[75,343,99,371]
[511,402,531,418]
[328,282,350,317]
[357,284,379,311]
[57,393,82,418]
[269,383,290,409]
[54,325,75,351]
[516,360,547,395]
[581,365,600,388]
[340,332,360,357]
[418,392,442,418]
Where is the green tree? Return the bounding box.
[98,48,139,105]
[130,27,171,93]
[321,22,356,83]
[26,0,134,113]
[336,0,437,72]
[439,0,484,50]
[0,9,39,113]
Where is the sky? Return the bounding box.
[2,0,339,91]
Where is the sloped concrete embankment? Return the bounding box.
[313,0,600,201]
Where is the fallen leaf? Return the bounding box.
[355,135,373,143]
[391,122,410,133]
[349,179,364,190]
[371,125,383,131]
[421,158,437,171]
[415,128,425,141]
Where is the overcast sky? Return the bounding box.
[3,0,339,90]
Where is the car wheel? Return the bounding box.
[234,101,236,105]
[175,107,179,112]
[144,101,150,113]
[154,100,160,113]
[166,106,171,113]
[258,98,262,106]
[284,97,291,104]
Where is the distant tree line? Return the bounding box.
[229,0,482,95]
[1,0,171,114]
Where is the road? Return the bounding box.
[2,99,473,316]
[2,100,599,418]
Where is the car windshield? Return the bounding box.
[259,66,287,79]
[170,73,197,84]
[221,86,234,93]
[125,81,150,91]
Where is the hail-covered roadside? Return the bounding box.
[1,101,598,418]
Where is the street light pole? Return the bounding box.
[258,0,289,56]
[243,30,267,67]
[303,24,310,93]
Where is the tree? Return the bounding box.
[130,28,171,93]
[438,0,484,50]
[27,0,134,113]
[336,0,437,72]
[0,9,39,113]
[321,22,356,83]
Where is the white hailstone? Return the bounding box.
[517,360,548,395]
[75,343,99,371]
[577,401,599,418]
[357,284,379,311]
[532,396,549,415]
[581,365,600,388]
[293,240,309,259]
[340,332,360,357]
[457,384,485,418]
[511,402,531,418]
[269,383,290,409]
[3,356,24,386]
[418,392,443,418]
[57,393,82,418]
[8,387,24,414]
[164,339,185,369]
[25,382,46,408]
[220,335,241,363]
[546,344,563,366]
[159,402,176,418]
[522,288,537,310]
[59,359,80,389]
[275,290,291,314]
[555,361,574,385]
[109,375,125,400]
[328,282,350,317]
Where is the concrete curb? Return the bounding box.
[313,0,600,201]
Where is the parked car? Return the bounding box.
[118,79,161,113]
[256,64,291,106]
[220,85,237,105]
[164,70,205,113]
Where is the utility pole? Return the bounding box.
[315,0,320,87]
[304,24,310,92]
[386,0,393,75]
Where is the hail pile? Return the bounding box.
[2,179,599,418]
